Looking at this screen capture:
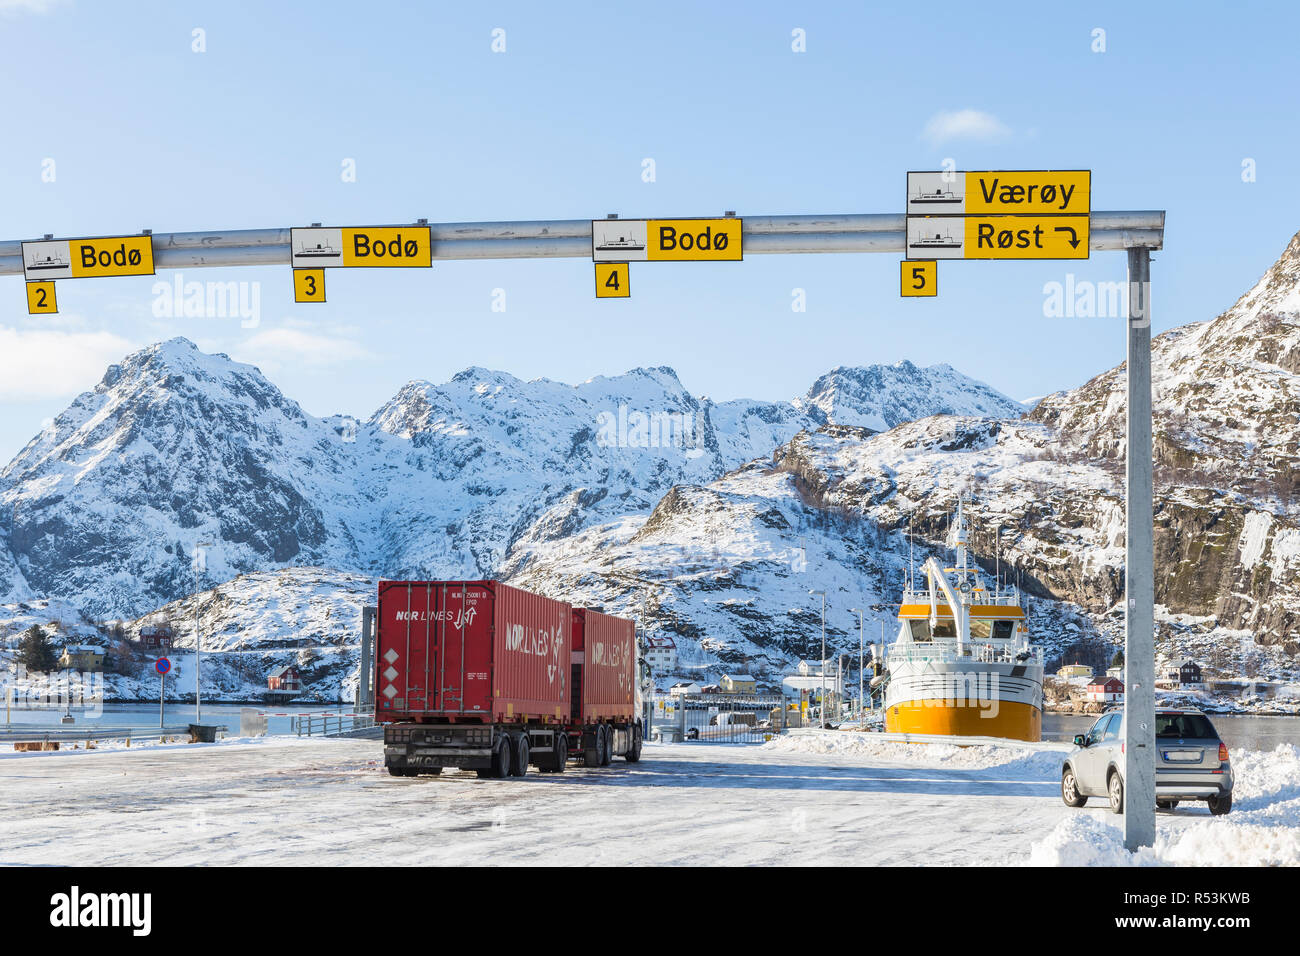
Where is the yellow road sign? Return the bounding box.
[901,260,936,297]
[964,170,1090,215]
[21,235,155,280]
[595,262,629,298]
[965,214,1089,259]
[25,281,57,314]
[648,218,741,261]
[591,218,742,262]
[290,226,432,268]
[907,215,1090,260]
[293,268,326,303]
[907,170,1090,216]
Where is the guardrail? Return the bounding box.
[288,712,376,737]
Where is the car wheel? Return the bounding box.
[1061,767,1087,807]
[1107,771,1124,814]
[1207,793,1232,816]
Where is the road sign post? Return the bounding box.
[1123,246,1156,850]
[155,657,171,729]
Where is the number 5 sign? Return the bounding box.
[901,260,937,297]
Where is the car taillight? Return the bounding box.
[1219,743,1229,762]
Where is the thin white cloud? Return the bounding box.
[922,109,1011,145]
[0,0,67,15]
[229,327,375,373]
[0,326,135,401]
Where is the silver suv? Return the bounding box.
[1061,707,1233,815]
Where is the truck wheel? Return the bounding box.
[583,728,601,767]
[600,725,613,766]
[420,767,443,776]
[552,734,567,773]
[511,735,530,777]
[387,765,409,777]
[623,724,643,763]
[489,737,512,779]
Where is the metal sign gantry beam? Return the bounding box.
[0,210,1163,274]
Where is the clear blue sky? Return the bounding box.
[1,0,1297,461]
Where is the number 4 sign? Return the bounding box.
[901,260,937,297]
[595,262,630,298]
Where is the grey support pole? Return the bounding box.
[1123,246,1156,851]
[359,605,376,712]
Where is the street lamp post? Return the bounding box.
[849,608,865,722]
[809,589,826,727]
[193,541,213,724]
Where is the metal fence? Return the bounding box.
[652,694,788,744]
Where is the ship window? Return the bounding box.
[930,619,957,638]
[969,619,1016,639]
[908,620,931,642]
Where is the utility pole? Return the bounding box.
[809,589,826,727]
[1123,247,1156,851]
[850,608,865,721]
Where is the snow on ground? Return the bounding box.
[762,730,1065,773]
[3,733,1295,866]
[1024,744,1300,866]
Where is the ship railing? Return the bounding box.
[887,644,1043,666]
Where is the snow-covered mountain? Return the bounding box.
[0,343,1018,621]
[796,361,1025,430]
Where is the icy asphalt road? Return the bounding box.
[0,738,1219,866]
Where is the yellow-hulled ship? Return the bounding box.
[882,502,1044,741]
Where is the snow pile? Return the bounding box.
[762,731,1063,775]
[1024,745,1300,867]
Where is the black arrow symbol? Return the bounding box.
[1054,225,1080,249]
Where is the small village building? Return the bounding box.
[58,645,105,671]
[1167,660,1203,685]
[669,681,703,696]
[1086,676,1125,703]
[644,636,678,674]
[720,674,758,695]
[1057,663,1093,680]
[268,664,303,695]
[138,623,174,650]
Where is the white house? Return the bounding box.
[644,636,678,674]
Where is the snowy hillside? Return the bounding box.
[0,343,1016,621]
[796,361,1026,430]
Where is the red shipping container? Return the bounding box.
[572,608,637,722]
[376,581,570,724]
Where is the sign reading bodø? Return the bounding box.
[592,218,742,262]
[21,235,155,281]
[290,226,432,268]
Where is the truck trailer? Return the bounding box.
[376,580,644,778]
